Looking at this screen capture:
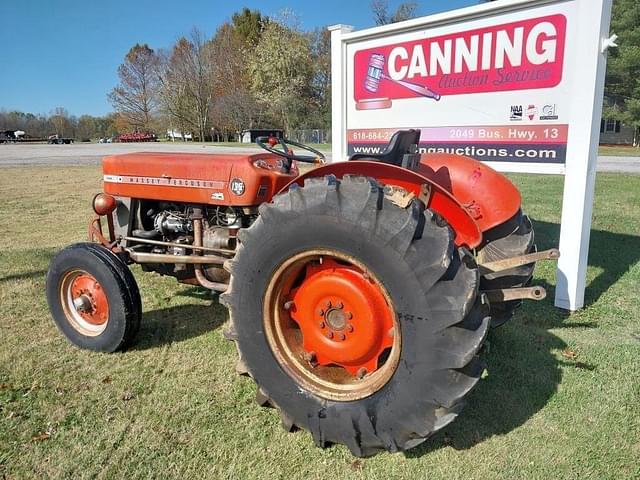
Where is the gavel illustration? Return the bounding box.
[358,53,440,110]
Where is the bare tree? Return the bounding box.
[371,0,418,25]
[158,30,215,141]
[108,44,160,131]
[208,22,262,138]
[50,107,70,137]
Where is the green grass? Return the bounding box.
[0,167,639,479]
[598,145,640,157]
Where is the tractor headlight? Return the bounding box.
[92,193,117,216]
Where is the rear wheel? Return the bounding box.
[46,243,141,352]
[477,211,535,327]
[221,175,490,456]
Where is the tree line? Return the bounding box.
[0,3,418,142]
[0,108,120,140]
[108,4,418,141]
[5,1,637,142]
[108,9,330,141]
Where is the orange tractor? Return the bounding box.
[46,130,557,456]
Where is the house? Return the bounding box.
[599,118,637,146]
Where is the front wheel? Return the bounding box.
[46,243,141,352]
[221,175,490,456]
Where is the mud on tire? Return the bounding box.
[221,175,490,456]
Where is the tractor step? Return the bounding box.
[483,286,546,302]
[479,248,559,275]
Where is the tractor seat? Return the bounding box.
[349,129,421,167]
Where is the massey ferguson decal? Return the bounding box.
[353,14,566,109]
[103,175,225,190]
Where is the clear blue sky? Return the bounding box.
[0,0,479,117]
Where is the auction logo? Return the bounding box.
[353,14,566,109]
[540,104,559,120]
[526,104,538,121]
[510,105,523,121]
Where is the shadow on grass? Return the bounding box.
[533,219,640,307]
[131,292,227,351]
[407,216,640,457]
[0,269,47,282]
[407,321,568,457]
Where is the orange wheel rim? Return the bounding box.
[60,270,109,336]
[263,250,401,401]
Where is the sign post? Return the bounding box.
[330,0,613,311]
[554,0,613,310]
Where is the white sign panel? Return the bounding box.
[330,0,613,310]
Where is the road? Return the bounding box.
[0,143,638,172]
[0,142,266,167]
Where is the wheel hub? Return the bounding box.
[60,271,110,335]
[289,259,395,376]
[325,307,347,330]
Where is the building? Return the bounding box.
[599,118,638,146]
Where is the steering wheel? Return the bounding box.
[256,136,326,164]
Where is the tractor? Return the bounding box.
[46,130,558,456]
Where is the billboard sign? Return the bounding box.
[330,0,614,309]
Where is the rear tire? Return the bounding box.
[46,243,141,352]
[221,175,490,456]
[477,211,535,327]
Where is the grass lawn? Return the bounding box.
[0,166,639,479]
[598,145,640,157]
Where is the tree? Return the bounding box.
[306,28,332,129]
[76,115,97,141]
[231,7,267,47]
[108,44,160,131]
[248,19,313,132]
[371,0,418,25]
[50,107,70,137]
[209,22,263,139]
[603,0,640,132]
[158,30,215,141]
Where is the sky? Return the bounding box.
[0,0,479,117]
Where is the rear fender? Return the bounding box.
[418,153,522,233]
[280,161,483,249]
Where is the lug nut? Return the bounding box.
[336,301,343,309]
[284,301,295,310]
[356,367,367,379]
[338,332,346,341]
[319,321,325,329]
[326,300,332,309]
[326,331,334,339]
[318,308,325,316]
[346,324,354,333]
[346,312,353,320]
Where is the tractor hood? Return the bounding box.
[102,151,297,206]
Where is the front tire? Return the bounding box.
[221,175,490,456]
[46,243,141,352]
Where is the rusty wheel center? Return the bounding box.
[263,250,401,401]
[60,270,109,336]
